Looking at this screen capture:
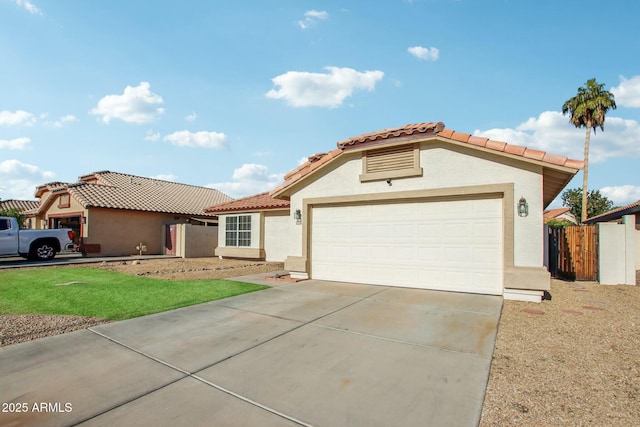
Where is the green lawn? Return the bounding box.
[0,268,268,320]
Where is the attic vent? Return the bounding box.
[360,143,423,182]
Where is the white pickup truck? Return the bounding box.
[0,216,76,261]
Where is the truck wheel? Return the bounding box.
[31,242,56,261]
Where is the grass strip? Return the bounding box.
[0,268,268,320]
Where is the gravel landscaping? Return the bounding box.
[480,279,640,426]
[1,258,638,425]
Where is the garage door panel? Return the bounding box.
[393,245,416,261]
[444,222,469,239]
[472,247,501,265]
[395,224,415,239]
[417,246,443,262]
[311,199,503,295]
[418,224,441,238]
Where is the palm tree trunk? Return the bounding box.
[581,126,591,223]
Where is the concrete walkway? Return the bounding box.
[0,277,502,427]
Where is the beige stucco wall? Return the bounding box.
[175,223,218,258]
[287,142,545,270]
[263,211,293,262]
[84,208,188,256]
[599,222,628,285]
[636,229,640,269]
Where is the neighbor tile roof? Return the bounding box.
[0,199,39,212]
[271,121,584,197]
[584,199,640,224]
[543,207,571,221]
[39,171,233,217]
[205,191,290,213]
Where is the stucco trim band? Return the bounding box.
[215,247,265,260]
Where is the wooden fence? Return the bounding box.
[548,225,599,281]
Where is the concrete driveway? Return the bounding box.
[0,278,502,427]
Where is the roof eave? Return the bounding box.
[584,205,640,224]
[206,206,290,215]
[271,152,346,199]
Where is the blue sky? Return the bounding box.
[1,0,639,209]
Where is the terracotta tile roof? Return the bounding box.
[39,171,233,217]
[0,199,39,212]
[543,207,571,221]
[205,191,290,213]
[337,122,444,148]
[272,121,584,198]
[34,182,71,198]
[436,127,583,168]
[584,199,640,224]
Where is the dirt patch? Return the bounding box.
[87,257,284,280]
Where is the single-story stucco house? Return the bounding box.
[26,171,232,256]
[0,199,40,213]
[207,121,583,302]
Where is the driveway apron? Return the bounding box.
[0,279,502,427]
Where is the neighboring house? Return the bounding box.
[543,207,577,224]
[0,199,39,212]
[205,192,290,262]
[584,200,640,229]
[0,200,40,229]
[26,171,232,256]
[209,121,582,302]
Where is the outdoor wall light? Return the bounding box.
[518,197,529,217]
[294,209,302,224]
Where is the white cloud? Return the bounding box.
[474,111,640,163]
[151,173,178,182]
[0,137,31,150]
[0,159,55,200]
[407,46,439,61]
[46,114,78,128]
[600,185,640,206]
[162,130,227,149]
[206,163,284,198]
[266,66,384,108]
[90,82,164,124]
[611,75,640,108]
[298,10,328,29]
[145,130,161,142]
[13,0,42,15]
[185,112,197,122]
[0,110,36,126]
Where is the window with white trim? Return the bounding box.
[225,215,251,247]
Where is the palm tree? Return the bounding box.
[562,78,616,223]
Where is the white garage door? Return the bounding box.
[311,198,503,295]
